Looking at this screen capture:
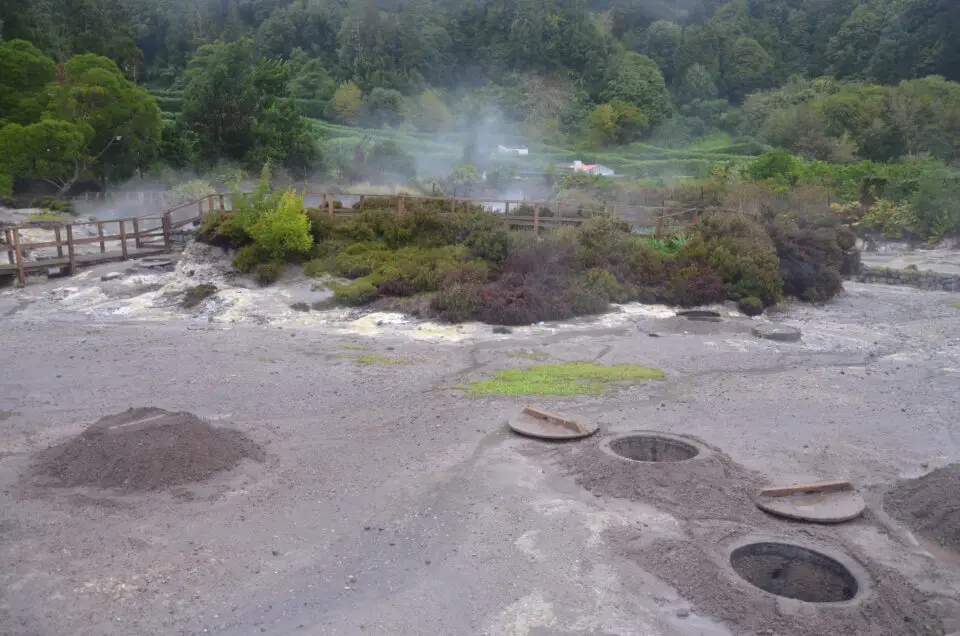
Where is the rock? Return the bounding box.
[101,272,124,281]
[676,608,690,619]
[751,323,802,343]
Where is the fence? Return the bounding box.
[0,197,214,285]
[213,191,698,236]
[1,192,698,286]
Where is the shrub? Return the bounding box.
[679,213,783,306]
[737,296,763,316]
[182,284,217,308]
[666,264,727,307]
[331,277,379,305]
[232,244,267,272]
[248,190,313,260]
[765,215,844,303]
[858,199,916,238]
[255,260,284,285]
[433,283,484,322]
[290,302,311,312]
[302,259,331,278]
[197,212,250,249]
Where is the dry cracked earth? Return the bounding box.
[1,257,960,636]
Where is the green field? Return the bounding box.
[149,88,761,181]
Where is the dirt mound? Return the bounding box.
[886,463,960,552]
[560,432,768,523]
[31,408,264,491]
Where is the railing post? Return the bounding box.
[11,228,25,286]
[654,212,664,239]
[97,222,105,253]
[54,227,63,257]
[198,197,204,218]
[450,197,456,214]
[359,195,365,213]
[328,195,334,217]
[119,220,128,259]
[396,195,404,216]
[219,194,225,212]
[4,229,13,264]
[504,202,510,216]
[162,212,172,251]
[533,207,540,235]
[132,218,141,248]
[65,224,76,274]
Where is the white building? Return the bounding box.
[496,145,529,156]
[568,160,615,177]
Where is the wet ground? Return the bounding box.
[1,249,960,635]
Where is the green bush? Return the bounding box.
[232,244,267,272]
[255,260,284,285]
[433,282,484,322]
[247,190,313,259]
[331,277,379,305]
[197,212,250,249]
[679,213,783,306]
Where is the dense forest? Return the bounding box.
[1,0,959,238]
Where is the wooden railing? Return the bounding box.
[0,197,215,285]
[1,191,697,286]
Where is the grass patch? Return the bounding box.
[337,343,371,350]
[952,302,960,309]
[465,362,666,396]
[506,350,550,361]
[336,353,418,365]
[28,211,73,222]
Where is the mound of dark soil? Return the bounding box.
[31,408,264,491]
[886,463,960,552]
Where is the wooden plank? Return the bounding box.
[11,228,25,285]
[759,481,853,498]
[54,227,64,257]
[162,213,172,251]
[119,220,128,259]
[521,406,581,433]
[97,222,105,253]
[66,224,76,274]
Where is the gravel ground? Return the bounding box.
[1,259,960,635]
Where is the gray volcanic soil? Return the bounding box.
[886,464,960,553]
[0,278,959,635]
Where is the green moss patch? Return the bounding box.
[464,362,665,396]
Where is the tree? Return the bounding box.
[331,82,363,125]
[412,90,454,132]
[46,54,162,185]
[176,39,316,174]
[0,40,56,125]
[448,164,480,196]
[361,87,404,127]
[644,20,682,84]
[584,101,648,147]
[675,63,719,105]
[722,37,774,102]
[600,52,672,127]
[0,120,92,194]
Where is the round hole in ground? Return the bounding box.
[607,434,699,462]
[730,542,859,603]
